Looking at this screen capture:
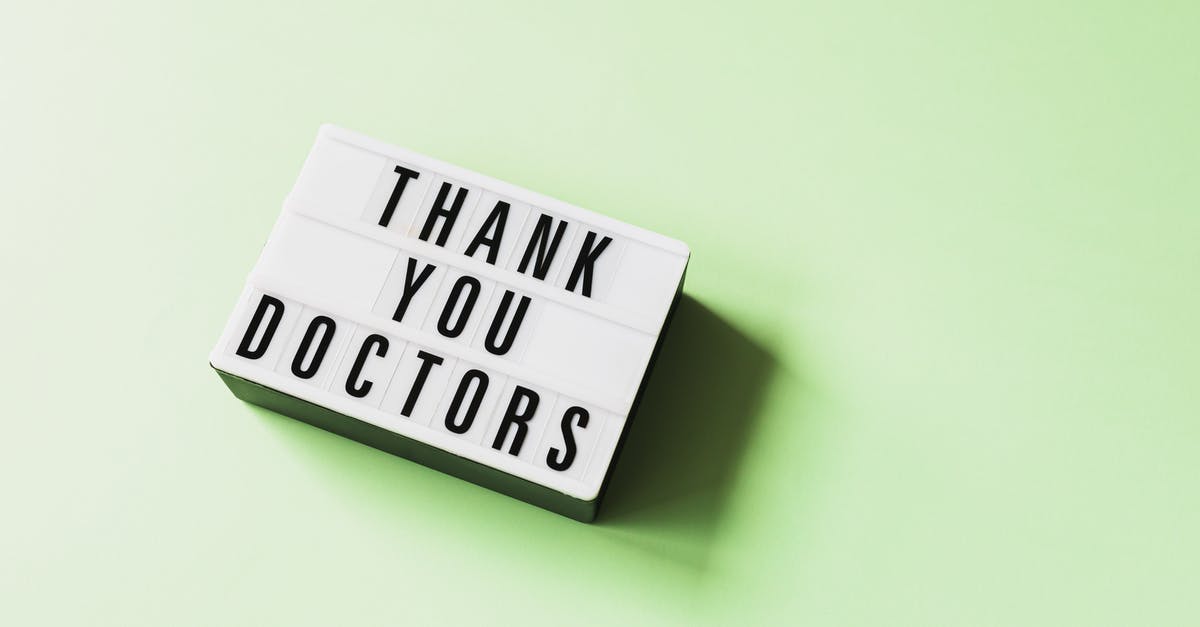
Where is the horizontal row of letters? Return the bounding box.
[375,252,543,361]
[228,292,607,477]
[360,160,628,302]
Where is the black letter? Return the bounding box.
[437,275,481,338]
[419,182,469,246]
[378,165,421,227]
[443,369,489,434]
[290,316,336,379]
[401,350,444,417]
[345,334,389,398]
[463,200,509,265]
[517,214,568,280]
[492,386,540,455]
[235,294,284,359]
[565,231,613,298]
[547,407,589,471]
[484,290,531,356]
[392,257,438,323]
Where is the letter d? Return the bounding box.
[235,294,285,359]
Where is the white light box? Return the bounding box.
[210,125,689,521]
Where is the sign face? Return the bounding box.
[210,125,689,513]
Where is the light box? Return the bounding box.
[209,125,690,521]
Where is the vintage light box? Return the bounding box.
[210,125,689,521]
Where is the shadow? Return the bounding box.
[598,294,778,569]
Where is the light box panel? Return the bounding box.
[210,125,689,521]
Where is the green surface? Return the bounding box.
[2,1,1198,625]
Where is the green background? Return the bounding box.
[2,1,1197,624]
